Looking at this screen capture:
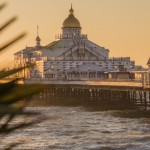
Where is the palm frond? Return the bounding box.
[0,2,46,149]
[4,143,18,150]
[0,16,17,33]
[0,80,18,97]
[0,67,23,79]
[0,118,44,135]
[0,84,43,105]
[0,105,39,116]
[0,3,7,11]
[0,32,26,52]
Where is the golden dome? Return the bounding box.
[63,5,81,28]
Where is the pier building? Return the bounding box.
[14,5,142,81]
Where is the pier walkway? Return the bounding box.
[1,78,150,110]
[25,79,150,110]
[25,79,143,87]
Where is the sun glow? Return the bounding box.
[1,0,150,69]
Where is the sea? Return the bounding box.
[1,106,150,150]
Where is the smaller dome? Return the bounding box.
[63,5,81,28]
[36,36,41,41]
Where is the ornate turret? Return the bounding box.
[62,4,81,39]
[36,26,41,47]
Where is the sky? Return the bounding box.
[1,0,150,68]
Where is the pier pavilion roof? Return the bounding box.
[14,5,109,61]
[34,5,108,59]
[15,37,109,61]
[43,38,109,59]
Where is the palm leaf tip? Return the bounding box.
[4,143,19,150]
[0,16,18,33]
[0,3,7,11]
[0,32,27,52]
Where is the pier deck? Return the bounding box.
[25,80,143,87]
[25,79,150,110]
[1,78,150,110]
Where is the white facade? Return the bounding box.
[14,6,142,81]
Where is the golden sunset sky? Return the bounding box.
[1,0,150,68]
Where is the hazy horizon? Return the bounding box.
[1,0,150,68]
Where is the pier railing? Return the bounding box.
[1,78,150,89]
[25,78,142,82]
[0,78,143,83]
[23,78,143,88]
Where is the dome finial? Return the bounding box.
[37,25,39,36]
[63,4,81,28]
[69,4,74,14]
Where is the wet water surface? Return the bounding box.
[1,107,150,150]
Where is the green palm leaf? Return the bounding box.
[0,2,45,149]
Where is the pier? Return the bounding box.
[27,79,150,110]
[1,77,150,110]
[11,4,150,111]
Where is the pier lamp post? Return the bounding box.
[23,63,26,80]
[100,65,103,79]
[114,65,118,72]
[50,65,54,70]
[130,64,133,73]
[100,65,103,71]
[34,68,37,79]
[50,65,54,80]
[77,65,80,80]
[88,66,90,80]
[130,64,134,80]
[130,64,134,72]
[114,65,118,80]
[142,67,147,87]
[50,65,54,73]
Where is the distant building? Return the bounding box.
[14,5,141,80]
